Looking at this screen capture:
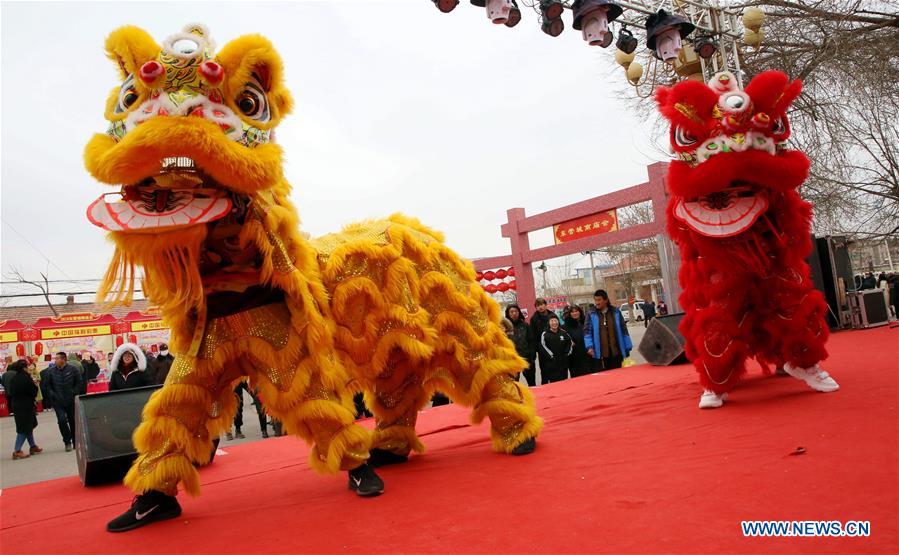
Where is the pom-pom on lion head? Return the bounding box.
[656,71,810,238]
[85,24,294,233]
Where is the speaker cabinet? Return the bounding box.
[75,385,218,486]
[814,235,854,329]
[638,313,689,366]
[848,290,890,328]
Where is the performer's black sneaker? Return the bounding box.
[368,448,409,468]
[107,490,181,533]
[348,463,384,497]
[511,437,537,456]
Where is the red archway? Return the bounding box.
[473,162,681,314]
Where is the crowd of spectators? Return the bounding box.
[503,289,638,386]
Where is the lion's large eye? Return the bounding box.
[772,116,786,136]
[235,77,270,123]
[114,74,140,114]
[674,125,698,148]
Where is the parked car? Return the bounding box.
[631,300,648,321]
[619,303,631,322]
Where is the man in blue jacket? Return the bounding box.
[584,290,633,371]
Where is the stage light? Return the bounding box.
[432,0,459,12]
[572,0,622,48]
[645,9,695,62]
[693,35,717,59]
[540,0,564,21]
[541,15,564,37]
[505,0,521,27]
[539,0,563,36]
[470,0,486,6]
[616,27,638,54]
[485,0,514,24]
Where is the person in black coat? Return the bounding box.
[563,306,592,378]
[539,314,573,384]
[150,344,175,385]
[108,344,153,391]
[46,352,82,451]
[82,355,101,383]
[7,360,43,459]
[529,298,553,385]
[504,304,534,384]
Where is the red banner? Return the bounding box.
[553,210,618,244]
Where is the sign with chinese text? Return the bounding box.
[553,210,618,244]
[131,320,167,332]
[41,325,111,340]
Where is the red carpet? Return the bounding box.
[2,326,896,554]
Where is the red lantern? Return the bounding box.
[116,336,124,347]
[15,343,25,357]
[34,342,44,356]
[508,267,515,277]
[496,269,508,279]
[129,335,137,344]
[484,270,495,281]
[498,282,510,292]
[509,279,517,290]
[476,271,484,281]
[485,284,498,294]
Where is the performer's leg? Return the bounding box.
[429,291,543,454]
[683,299,754,408]
[256,354,374,477]
[123,355,239,498]
[762,278,838,392]
[364,350,430,461]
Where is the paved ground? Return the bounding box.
[0,322,648,490]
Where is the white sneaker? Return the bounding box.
[783,363,840,392]
[699,389,728,409]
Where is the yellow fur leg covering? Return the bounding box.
[123,380,239,497]
[472,376,543,454]
[370,423,426,457]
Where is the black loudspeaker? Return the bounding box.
[638,313,689,366]
[75,385,219,486]
[814,235,854,329]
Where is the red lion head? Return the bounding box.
[656,71,809,237]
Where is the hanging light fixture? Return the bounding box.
[505,0,522,27]
[572,0,623,48]
[540,0,564,21]
[540,0,564,36]
[542,15,564,37]
[693,35,717,59]
[484,0,514,24]
[645,9,695,62]
[432,0,459,12]
[615,27,638,54]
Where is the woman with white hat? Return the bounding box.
[108,344,153,391]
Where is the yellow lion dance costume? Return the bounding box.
[87,24,542,532]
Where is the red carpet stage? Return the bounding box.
[2,326,896,553]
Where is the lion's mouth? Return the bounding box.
[673,182,768,238]
[87,157,237,232]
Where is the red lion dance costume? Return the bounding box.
[656,71,840,408]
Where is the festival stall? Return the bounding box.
[0,311,170,397]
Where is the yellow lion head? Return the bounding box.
[86,25,308,345]
[85,23,294,229]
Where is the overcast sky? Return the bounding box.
[1,0,664,305]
